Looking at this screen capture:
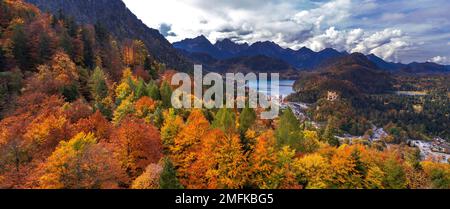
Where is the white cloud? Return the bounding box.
[292,0,351,30]
[123,0,352,44]
[352,29,409,61]
[122,0,450,63]
[297,27,410,61]
[352,29,403,52]
[368,38,409,61]
[380,13,406,22]
[296,27,348,51]
[429,56,448,64]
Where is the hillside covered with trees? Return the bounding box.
[288,53,450,140]
[0,0,448,189]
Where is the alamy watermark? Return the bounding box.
[171,65,281,119]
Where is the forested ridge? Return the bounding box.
[289,54,450,140]
[0,0,448,189]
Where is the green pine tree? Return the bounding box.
[65,16,78,37]
[38,32,53,63]
[60,31,74,59]
[324,117,340,147]
[88,67,112,118]
[61,83,80,102]
[159,157,183,189]
[81,27,94,69]
[146,81,161,101]
[212,108,236,133]
[275,108,303,150]
[11,24,30,70]
[94,22,109,44]
[89,67,109,101]
[160,81,172,108]
[153,107,164,129]
[239,106,257,151]
[0,47,5,70]
[383,158,407,189]
[144,57,158,80]
[134,78,146,100]
[239,106,256,135]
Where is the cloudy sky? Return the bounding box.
[122,0,450,64]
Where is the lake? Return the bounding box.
[394,91,428,96]
[247,80,296,98]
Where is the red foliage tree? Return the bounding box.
[73,111,112,142]
[63,99,93,123]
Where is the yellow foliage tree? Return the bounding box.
[271,146,301,189]
[112,96,135,123]
[50,51,79,84]
[293,153,331,189]
[161,109,184,152]
[364,166,385,189]
[40,133,122,189]
[301,130,321,154]
[421,161,450,189]
[115,68,135,102]
[30,51,79,95]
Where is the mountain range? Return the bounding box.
[174,35,450,74]
[173,36,347,70]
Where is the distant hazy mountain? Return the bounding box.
[237,41,293,64]
[367,54,450,74]
[173,35,230,60]
[214,38,249,56]
[174,36,346,70]
[25,0,192,72]
[401,62,450,74]
[366,54,403,72]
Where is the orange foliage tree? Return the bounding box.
[23,108,69,158]
[111,117,162,181]
[0,115,31,188]
[134,96,157,122]
[170,109,210,187]
[0,93,68,188]
[247,130,279,188]
[191,129,248,189]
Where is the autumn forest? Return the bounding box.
[0,0,449,190]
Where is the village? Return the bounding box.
[408,138,450,164]
[281,91,450,164]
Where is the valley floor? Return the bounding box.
[283,101,450,164]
